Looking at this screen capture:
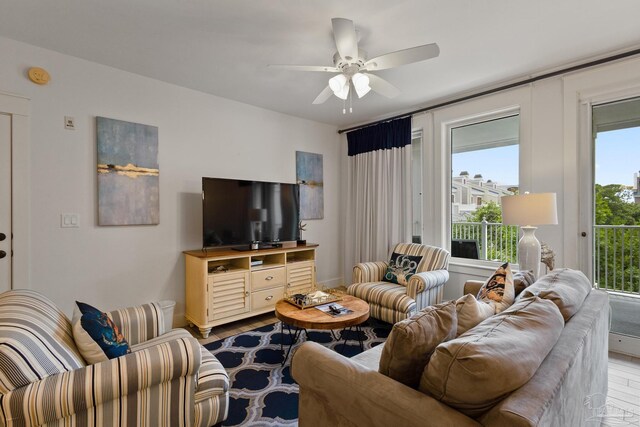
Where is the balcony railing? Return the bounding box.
[452,220,519,263]
[594,225,640,295]
[452,223,640,296]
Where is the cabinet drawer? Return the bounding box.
[251,287,284,311]
[252,267,286,291]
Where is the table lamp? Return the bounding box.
[501,192,558,279]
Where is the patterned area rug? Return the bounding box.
[205,319,391,426]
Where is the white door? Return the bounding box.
[0,113,11,292]
[588,96,640,357]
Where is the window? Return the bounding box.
[450,115,520,262]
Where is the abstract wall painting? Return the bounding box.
[97,117,159,225]
[296,151,324,220]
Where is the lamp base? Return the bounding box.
[518,226,541,279]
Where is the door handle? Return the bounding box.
[0,233,5,241]
[0,250,6,259]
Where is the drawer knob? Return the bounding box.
[265,295,273,301]
[265,276,274,281]
[245,291,249,297]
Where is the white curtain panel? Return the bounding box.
[344,145,412,283]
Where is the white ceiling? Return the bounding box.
[1,0,640,128]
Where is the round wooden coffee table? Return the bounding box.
[275,294,370,364]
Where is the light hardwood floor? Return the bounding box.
[188,317,640,424]
[185,312,278,345]
[606,352,640,426]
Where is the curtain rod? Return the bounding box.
[337,47,640,135]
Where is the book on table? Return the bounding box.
[315,303,353,317]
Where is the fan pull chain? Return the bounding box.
[349,85,353,113]
[342,97,346,115]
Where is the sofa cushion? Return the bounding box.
[347,282,415,313]
[384,252,423,286]
[477,262,515,313]
[379,301,457,388]
[419,296,564,417]
[518,268,592,321]
[351,342,384,370]
[0,290,86,393]
[455,294,494,336]
[73,301,131,364]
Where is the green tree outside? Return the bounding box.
[594,184,640,293]
[454,201,519,263]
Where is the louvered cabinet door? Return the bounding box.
[286,261,315,295]
[208,271,250,321]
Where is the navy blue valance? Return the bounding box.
[346,116,412,156]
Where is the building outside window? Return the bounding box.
[450,115,520,262]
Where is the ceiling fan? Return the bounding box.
[269,18,440,109]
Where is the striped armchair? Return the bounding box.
[347,243,450,324]
[0,290,228,427]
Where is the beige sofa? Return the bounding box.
[292,269,609,427]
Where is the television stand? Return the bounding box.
[184,244,318,338]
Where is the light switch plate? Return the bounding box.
[61,213,79,228]
[64,116,75,130]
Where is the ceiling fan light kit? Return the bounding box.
[329,74,349,99]
[269,17,439,111]
[352,73,371,98]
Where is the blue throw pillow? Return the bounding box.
[384,252,423,286]
[76,301,130,359]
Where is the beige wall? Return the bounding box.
[0,36,342,323]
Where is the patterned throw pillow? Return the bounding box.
[476,262,515,313]
[384,252,423,286]
[72,301,130,364]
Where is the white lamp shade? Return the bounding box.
[334,83,349,100]
[501,192,558,226]
[352,73,371,98]
[328,74,350,100]
[329,74,347,92]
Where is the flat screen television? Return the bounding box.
[202,177,300,248]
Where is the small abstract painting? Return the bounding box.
[296,151,323,220]
[97,117,159,225]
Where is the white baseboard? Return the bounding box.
[609,333,640,357]
[317,277,345,288]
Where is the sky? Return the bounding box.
[452,145,519,186]
[595,127,640,186]
[451,126,640,188]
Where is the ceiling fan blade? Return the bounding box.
[364,43,440,71]
[331,18,358,61]
[268,64,339,72]
[312,86,334,104]
[367,74,401,98]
